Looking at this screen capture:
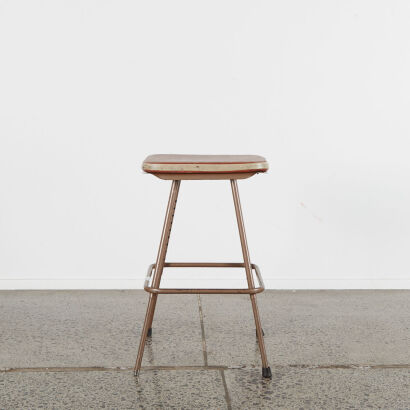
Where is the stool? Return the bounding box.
[134,154,272,379]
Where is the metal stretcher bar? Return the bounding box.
[144,262,265,294]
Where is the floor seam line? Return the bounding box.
[2,364,409,374]
[0,365,230,374]
[197,294,208,366]
[219,369,233,410]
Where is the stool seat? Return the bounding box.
[142,154,268,180]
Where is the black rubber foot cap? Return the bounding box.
[262,367,272,379]
[256,329,265,337]
[147,328,152,337]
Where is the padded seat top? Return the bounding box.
[142,154,268,177]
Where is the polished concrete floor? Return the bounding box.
[0,290,409,409]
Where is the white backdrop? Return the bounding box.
[1,1,409,289]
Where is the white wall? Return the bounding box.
[1,0,409,289]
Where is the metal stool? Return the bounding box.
[134,154,272,379]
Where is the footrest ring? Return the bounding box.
[144,262,265,294]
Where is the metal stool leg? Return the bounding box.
[145,180,180,337]
[134,180,180,376]
[231,179,272,379]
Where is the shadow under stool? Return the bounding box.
[134,154,272,379]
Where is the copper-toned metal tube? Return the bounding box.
[134,178,270,377]
[143,262,265,294]
[145,180,180,331]
[146,287,263,294]
[230,179,269,369]
[134,180,180,376]
[165,262,246,268]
